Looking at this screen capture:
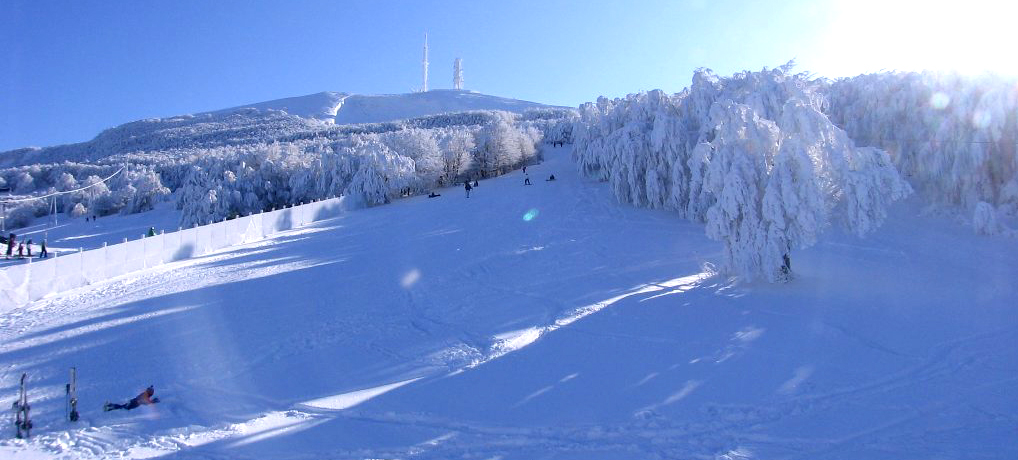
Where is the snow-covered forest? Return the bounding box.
[826,72,1018,229]
[571,65,1017,281]
[1,108,573,228]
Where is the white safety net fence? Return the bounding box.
[0,197,344,309]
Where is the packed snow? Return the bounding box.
[1,146,1016,459]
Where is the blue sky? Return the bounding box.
[2,0,1013,151]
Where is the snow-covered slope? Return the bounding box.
[334,90,560,125]
[215,89,561,125]
[213,91,349,122]
[1,146,1016,459]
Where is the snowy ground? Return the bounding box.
[1,146,1016,459]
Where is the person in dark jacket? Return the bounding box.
[25,239,32,257]
[6,233,15,258]
[465,181,472,198]
[105,386,159,411]
[39,240,48,258]
[17,243,24,258]
[546,174,556,181]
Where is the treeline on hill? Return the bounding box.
[572,64,1017,281]
[0,108,575,229]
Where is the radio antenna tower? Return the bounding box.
[421,33,429,92]
[453,58,463,90]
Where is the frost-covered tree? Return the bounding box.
[973,201,1001,235]
[826,71,1018,219]
[122,169,170,214]
[70,202,87,218]
[14,172,34,194]
[439,130,476,183]
[573,65,912,282]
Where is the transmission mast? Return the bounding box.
[421,33,429,92]
[453,58,463,90]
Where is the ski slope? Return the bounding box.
[1,146,1017,459]
[213,90,559,125]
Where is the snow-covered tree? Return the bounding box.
[573,65,912,282]
[69,202,87,218]
[14,172,34,194]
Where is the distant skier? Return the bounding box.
[546,174,556,181]
[428,192,441,198]
[39,240,48,258]
[26,239,32,257]
[465,181,472,198]
[523,166,527,174]
[105,386,159,411]
[17,243,24,258]
[6,233,15,258]
[473,180,479,187]
[524,176,531,185]
[147,227,156,237]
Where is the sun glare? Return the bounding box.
[821,0,1018,77]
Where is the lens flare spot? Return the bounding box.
[523,209,539,221]
[972,110,992,129]
[400,269,421,288]
[930,92,950,110]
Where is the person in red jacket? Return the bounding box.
[105,386,160,411]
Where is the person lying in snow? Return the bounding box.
[105,386,160,411]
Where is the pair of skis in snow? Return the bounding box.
[66,367,79,422]
[11,368,79,439]
[12,373,32,439]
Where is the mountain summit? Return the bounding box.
[213,90,560,126]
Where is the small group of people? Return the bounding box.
[523,170,555,186]
[4,233,48,260]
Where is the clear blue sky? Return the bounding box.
[2,0,1013,151]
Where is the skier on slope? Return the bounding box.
[105,385,160,411]
[465,181,472,198]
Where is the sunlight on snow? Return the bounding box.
[298,377,422,410]
[639,380,703,412]
[777,365,815,395]
[1,304,201,353]
[470,271,712,369]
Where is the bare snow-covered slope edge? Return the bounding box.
[1,146,1015,460]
